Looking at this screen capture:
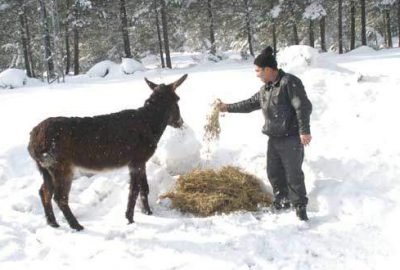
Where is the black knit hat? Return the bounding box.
[254,46,277,69]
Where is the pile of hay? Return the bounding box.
[160,166,273,216]
[203,100,221,142]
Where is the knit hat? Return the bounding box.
[254,46,277,69]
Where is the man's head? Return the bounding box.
[254,46,278,84]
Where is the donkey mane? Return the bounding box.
[28,74,187,231]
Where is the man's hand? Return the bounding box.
[216,99,228,112]
[300,134,312,146]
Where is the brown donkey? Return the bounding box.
[28,74,188,231]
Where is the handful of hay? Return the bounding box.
[160,166,273,216]
[203,99,221,142]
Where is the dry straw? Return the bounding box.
[203,100,221,143]
[160,166,273,216]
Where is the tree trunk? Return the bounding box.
[309,19,314,47]
[383,8,388,46]
[38,0,55,79]
[385,9,393,48]
[320,16,326,52]
[206,0,216,55]
[270,0,277,57]
[350,0,356,50]
[20,1,35,77]
[119,0,132,58]
[26,13,35,77]
[292,24,299,45]
[398,0,400,48]
[160,0,172,68]
[361,0,367,45]
[51,0,65,82]
[65,0,71,75]
[154,0,165,68]
[338,0,343,54]
[18,2,33,77]
[244,0,254,56]
[73,2,79,75]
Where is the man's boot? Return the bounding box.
[295,205,309,221]
[272,197,291,212]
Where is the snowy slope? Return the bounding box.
[0,47,399,269]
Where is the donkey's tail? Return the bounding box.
[28,121,57,168]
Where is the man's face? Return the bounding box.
[255,66,273,83]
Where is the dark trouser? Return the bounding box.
[267,135,308,206]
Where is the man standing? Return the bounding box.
[218,47,312,221]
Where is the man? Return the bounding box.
[218,46,312,221]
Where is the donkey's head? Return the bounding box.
[144,74,187,128]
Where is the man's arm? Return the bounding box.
[286,77,312,136]
[219,92,261,113]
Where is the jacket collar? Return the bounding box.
[265,69,285,90]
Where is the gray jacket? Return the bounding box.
[227,69,312,137]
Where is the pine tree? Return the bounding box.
[160,0,171,68]
[17,0,34,77]
[206,0,216,55]
[243,0,254,56]
[350,0,356,50]
[361,0,367,45]
[119,0,132,58]
[73,1,79,75]
[154,0,165,68]
[38,0,55,80]
[338,0,343,54]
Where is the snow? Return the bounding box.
[303,1,326,20]
[120,58,144,74]
[1,45,400,269]
[0,3,10,11]
[270,4,281,19]
[278,45,321,73]
[344,45,376,55]
[0,69,27,89]
[379,0,396,5]
[155,126,202,175]
[86,60,120,77]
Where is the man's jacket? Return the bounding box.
[227,69,312,137]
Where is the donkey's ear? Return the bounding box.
[145,77,158,91]
[170,74,188,91]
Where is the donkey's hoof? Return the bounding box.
[71,224,84,231]
[142,209,153,215]
[127,220,135,225]
[48,221,60,228]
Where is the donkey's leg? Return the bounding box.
[37,165,59,228]
[51,165,84,231]
[139,172,152,215]
[125,163,144,224]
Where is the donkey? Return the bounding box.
[28,74,188,231]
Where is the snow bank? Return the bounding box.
[0,69,27,89]
[121,58,144,74]
[0,48,400,269]
[154,125,202,175]
[345,45,376,55]
[87,58,144,78]
[86,60,120,78]
[278,45,320,73]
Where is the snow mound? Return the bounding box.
[278,45,320,73]
[146,162,176,205]
[86,60,120,77]
[345,46,376,55]
[0,69,27,89]
[121,58,144,74]
[154,125,202,175]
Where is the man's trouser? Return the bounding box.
[267,135,308,206]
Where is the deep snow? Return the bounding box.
[0,46,399,269]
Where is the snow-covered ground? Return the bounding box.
[1,46,399,269]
